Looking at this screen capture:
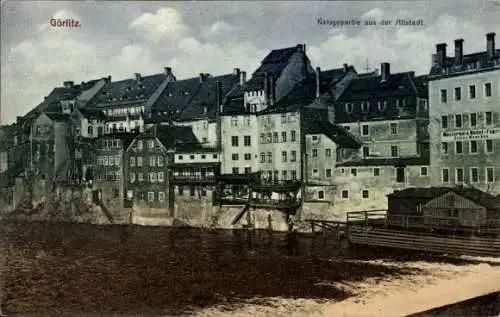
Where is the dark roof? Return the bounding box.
[320,66,357,92]
[429,49,500,77]
[149,73,239,122]
[76,108,106,121]
[245,45,303,91]
[303,120,362,149]
[88,73,168,107]
[138,125,200,150]
[43,112,70,122]
[25,88,80,118]
[387,187,500,209]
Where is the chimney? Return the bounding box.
[454,39,464,65]
[436,43,447,65]
[381,62,390,81]
[315,67,321,98]
[343,63,348,73]
[487,32,496,59]
[199,73,206,83]
[134,73,141,83]
[107,75,112,83]
[63,81,74,88]
[233,68,240,76]
[239,71,246,86]
[270,75,276,106]
[164,67,172,76]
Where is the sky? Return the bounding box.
[1,0,499,124]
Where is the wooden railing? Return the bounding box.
[387,214,500,234]
[346,210,388,226]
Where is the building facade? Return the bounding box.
[428,32,500,195]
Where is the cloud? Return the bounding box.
[129,7,190,42]
[202,21,233,38]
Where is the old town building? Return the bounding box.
[428,32,500,195]
[332,62,430,213]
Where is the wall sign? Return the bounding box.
[441,128,500,141]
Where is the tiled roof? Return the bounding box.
[303,120,362,149]
[320,66,356,92]
[25,88,81,118]
[141,125,199,150]
[76,108,106,121]
[245,45,303,91]
[149,73,239,122]
[43,112,70,122]
[387,186,500,209]
[88,73,168,107]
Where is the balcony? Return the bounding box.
[171,175,216,185]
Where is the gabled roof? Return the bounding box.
[43,112,70,122]
[245,45,304,91]
[75,108,106,121]
[387,187,500,209]
[88,73,170,107]
[149,73,239,122]
[303,120,362,149]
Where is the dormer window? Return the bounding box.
[203,106,208,114]
[396,99,404,108]
[168,93,173,97]
[184,91,189,95]
[345,103,353,113]
[378,101,387,111]
[361,102,369,112]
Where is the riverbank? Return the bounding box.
[1,221,498,316]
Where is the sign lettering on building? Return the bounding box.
[441,128,500,142]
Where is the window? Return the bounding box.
[201,188,207,196]
[470,167,479,183]
[485,140,493,153]
[244,153,251,161]
[190,155,195,160]
[231,136,239,147]
[231,153,239,161]
[282,170,287,180]
[390,123,398,135]
[485,112,493,125]
[363,146,369,157]
[326,168,332,177]
[232,167,239,174]
[344,125,350,131]
[260,133,266,144]
[158,192,165,202]
[149,172,157,182]
[470,141,478,153]
[290,151,297,162]
[439,143,448,155]
[130,172,136,183]
[455,141,463,154]
[158,156,164,166]
[178,155,183,160]
[470,113,477,127]
[281,132,287,142]
[361,102,369,112]
[273,132,279,143]
[312,168,318,176]
[373,167,380,176]
[231,116,238,127]
[149,157,156,166]
[244,167,251,174]
[455,114,462,128]
[486,167,494,183]
[267,152,272,163]
[362,125,369,136]
[260,152,265,163]
[345,103,353,113]
[396,167,405,183]
[291,170,297,180]
[158,172,164,182]
[318,191,325,200]
[129,157,136,167]
[87,126,93,136]
[137,157,143,167]
[485,83,492,97]
[456,168,464,183]
[244,135,251,146]
[202,137,208,143]
[391,145,399,157]
[440,89,447,103]
[469,85,476,99]
[291,131,296,142]
[441,116,448,129]
[266,133,272,143]
[282,151,287,162]
[341,190,349,199]
[351,168,357,176]
[138,173,144,181]
[396,99,404,108]
[362,190,369,199]
[454,87,461,101]
[178,186,184,196]
[420,166,428,176]
[137,140,143,150]
[442,168,450,183]
[312,149,318,158]
[281,113,287,123]
[312,135,318,141]
[148,140,155,149]
[325,149,331,157]
[148,192,154,202]
[213,154,217,159]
